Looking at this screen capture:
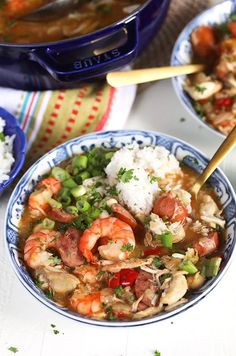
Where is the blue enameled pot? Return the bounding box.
[0,0,170,90]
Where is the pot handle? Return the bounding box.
[31,17,139,82]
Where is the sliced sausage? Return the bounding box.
[111,203,138,229]
[47,208,75,223]
[191,25,216,58]
[57,227,84,267]
[134,270,158,307]
[153,194,188,223]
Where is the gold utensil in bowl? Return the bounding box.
[106,64,204,87]
[191,125,236,199]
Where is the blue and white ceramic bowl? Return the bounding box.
[171,0,235,138]
[5,130,236,327]
[0,107,27,196]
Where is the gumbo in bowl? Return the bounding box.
[171,0,236,137]
[5,131,236,326]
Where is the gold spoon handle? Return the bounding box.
[106,64,205,87]
[191,125,236,198]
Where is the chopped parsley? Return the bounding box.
[35,277,44,288]
[0,132,5,141]
[159,273,172,285]
[144,216,151,228]
[114,285,124,298]
[95,181,103,188]
[152,257,164,269]
[121,243,134,252]
[154,351,161,356]
[106,185,118,196]
[45,289,54,300]
[8,347,18,354]
[149,175,161,184]
[105,306,117,320]
[96,271,105,280]
[194,84,207,93]
[117,167,138,183]
[50,323,60,335]
[49,256,61,265]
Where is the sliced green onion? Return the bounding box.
[62,178,78,189]
[201,257,222,277]
[90,207,101,219]
[58,188,71,206]
[65,206,79,214]
[152,256,164,269]
[105,151,115,161]
[76,199,91,212]
[42,218,55,230]
[51,167,70,182]
[74,175,83,185]
[72,155,88,170]
[72,167,79,176]
[48,198,62,209]
[71,185,86,198]
[160,231,173,249]
[78,171,91,181]
[179,260,198,274]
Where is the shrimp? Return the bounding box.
[69,287,114,319]
[78,217,135,263]
[28,177,61,218]
[24,229,62,269]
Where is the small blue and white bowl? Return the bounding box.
[5,130,236,327]
[0,107,27,195]
[171,0,235,138]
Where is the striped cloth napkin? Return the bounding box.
[0,82,136,166]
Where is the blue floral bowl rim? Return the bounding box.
[4,129,236,327]
[0,107,27,193]
[170,0,234,139]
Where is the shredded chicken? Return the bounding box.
[164,298,188,311]
[160,272,188,306]
[191,220,209,236]
[133,305,164,320]
[184,73,222,100]
[101,258,153,273]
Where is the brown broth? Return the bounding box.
[0,0,146,44]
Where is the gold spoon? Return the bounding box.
[106,64,204,87]
[190,125,236,199]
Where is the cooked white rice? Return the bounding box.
[105,144,181,216]
[0,117,15,184]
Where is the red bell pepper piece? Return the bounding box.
[214,97,233,109]
[108,272,120,288]
[120,269,138,287]
[108,269,139,288]
[144,247,163,256]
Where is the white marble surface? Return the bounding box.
[1,79,236,356]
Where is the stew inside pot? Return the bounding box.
[0,0,146,44]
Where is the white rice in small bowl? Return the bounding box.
[0,117,15,184]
